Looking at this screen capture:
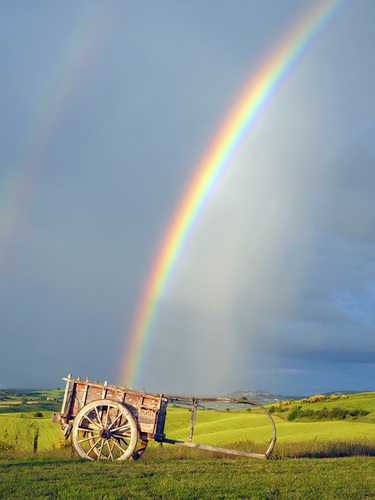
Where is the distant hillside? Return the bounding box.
[225,390,371,407]
[226,391,306,406]
[1,387,370,412]
[0,389,64,414]
[322,390,369,397]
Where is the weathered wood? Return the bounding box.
[189,399,198,442]
[162,438,267,460]
[165,394,277,458]
[61,374,72,416]
[101,380,108,399]
[59,376,168,439]
[82,383,89,407]
[71,400,138,461]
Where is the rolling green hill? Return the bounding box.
[0,412,62,451]
[1,391,375,453]
[164,399,375,448]
[270,392,375,423]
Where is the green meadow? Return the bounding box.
[1,455,375,499]
[0,412,61,452]
[1,392,375,498]
[0,389,64,415]
[1,391,375,455]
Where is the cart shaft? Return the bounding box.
[162,438,268,459]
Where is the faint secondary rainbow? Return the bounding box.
[120,0,345,388]
[0,5,110,275]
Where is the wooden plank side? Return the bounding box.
[138,408,157,434]
[104,387,126,403]
[85,385,103,404]
[69,383,80,417]
[125,393,143,409]
[138,408,157,421]
[139,423,155,433]
[142,395,162,410]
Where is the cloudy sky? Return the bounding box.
[1,1,375,397]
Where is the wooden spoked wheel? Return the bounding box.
[80,435,147,460]
[72,400,138,461]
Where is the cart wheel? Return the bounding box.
[80,433,147,461]
[72,400,138,461]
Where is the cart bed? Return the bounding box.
[53,375,167,441]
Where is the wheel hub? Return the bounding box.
[99,428,111,440]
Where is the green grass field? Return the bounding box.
[0,389,64,415]
[165,407,375,446]
[0,412,61,451]
[1,391,375,498]
[1,454,375,499]
[281,392,375,422]
[1,391,375,456]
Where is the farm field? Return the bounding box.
[0,389,64,414]
[1,392,375,454]
[1,454,375,499]
[165,401,375,445]
[0,412,61,452]
[1,391,375,498]
[2,409,375,457]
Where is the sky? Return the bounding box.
[1,1,375,397]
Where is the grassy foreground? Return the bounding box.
[1,453,375,499]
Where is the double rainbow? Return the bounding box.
[120,0,345,388]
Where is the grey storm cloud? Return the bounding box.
[1,1,375,396]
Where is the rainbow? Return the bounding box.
[0,5,109,274]
[120,0,345,388]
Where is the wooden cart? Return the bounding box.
[52,374,276,461]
